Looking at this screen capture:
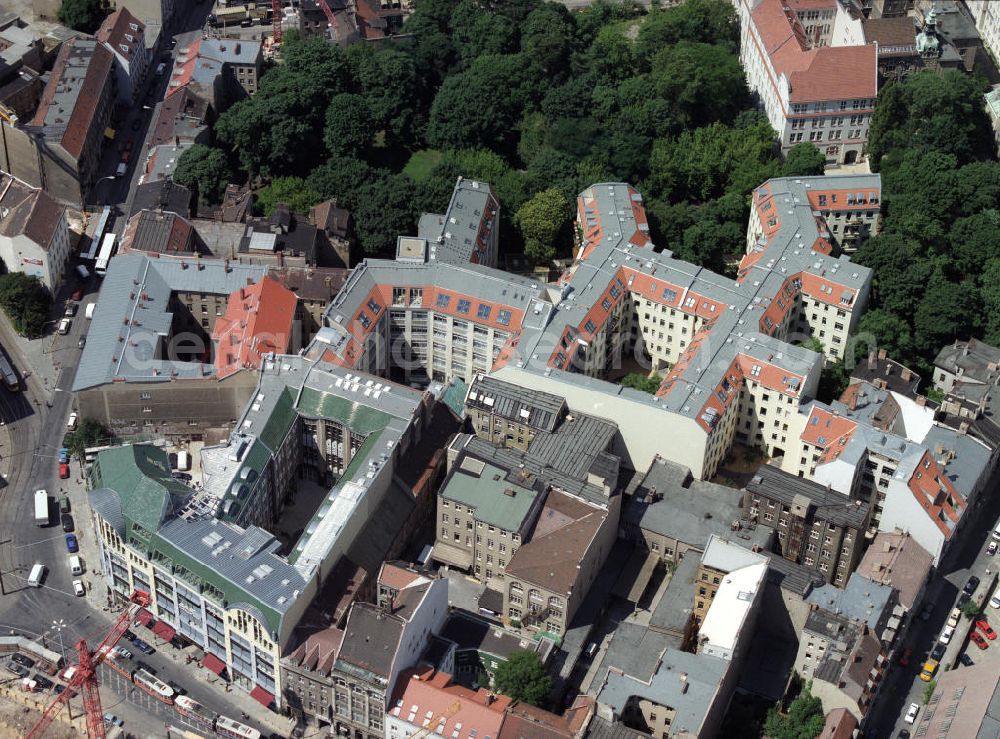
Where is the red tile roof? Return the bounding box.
[389,667,510,739]
[212,276,297,379]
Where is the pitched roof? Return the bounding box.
[91,444,191,533]
[388,667,510,739]
[212,275,298,379]
[855,531,932,610]
[95,7,145,62]
[335,602,405,681]
[0,174,64,249]
[32,39,115,160]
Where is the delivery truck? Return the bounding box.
[34,490,49,527]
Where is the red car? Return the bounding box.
[977,618,997,640]
[71,289,83,301]
[971,631,990,650]
[58,463,69,479]
[898,647,913,666]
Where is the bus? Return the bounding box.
[214,715,261,739]
[81,206,112,262]
[0,346,19,391]
[94,233,117,277]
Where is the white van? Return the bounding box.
[66,412,78,430]
[69,555,83,576]
[27,563,45,587]
[990,587,1000,609]
[75,265,90,280]
[85,302,96,320]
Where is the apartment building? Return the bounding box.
[330,578,447,739]
[743,466,870,586]
[323,173,872,481]
[385,667,510,739]
[968,0,1000,67]
[734,0,877,165]
[692,535,770,625]
[437,612,547,689]
[465,374,567,452]
[71,254,271,437]
[166,38,262,114]
[933,338,1000,393]
[695,542,768,664]
[793,610,888,722]
[96,7,151,104]
[0,173,71,291]
[414,176,501,268]
[29,38,117,205]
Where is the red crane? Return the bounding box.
[27,591,152,739]
[317,0,342,40]
[272,0,283,45]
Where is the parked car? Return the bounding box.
[965,576,981,595]
[939,625,955,645]
[959,592,972,607]
[78,336,86,349]
[61,514,74,532]
[960,652,975,666]
[931,642,946,661]
[66,412,78,430]
[135,661,155,674]
[898,647,912,666]
[113,646,132,660]
[70,289,83,302]
[59,496,70,514]
[977,618,997,640]
[64,303,77,317]
[904,702,920,724]
[103,713,123,727]
[920,659,939,681]
[898,731,911,739]
[122,630,136,642]
[32,674,53,691]
[53,684,65,695]
[131,638,154,655]
[168,452,178,469]
[64,534,78,553]
[171,471,191,481]
[5,662,27,677]
[948,607,961,628]
[989,541,998,556]
[971,631,990,650]
[72,580,85,597]
[58,448,69,464]
[58,463,70,480]
[11,654,35,669]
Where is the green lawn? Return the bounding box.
[403,149,444,182]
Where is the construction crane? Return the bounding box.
[410,700,461,739]
[316,0,342,41]
[26,591,152,739]
[272,0,282,44]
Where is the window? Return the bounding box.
[358,313,371,329]
[477,304,491,320]
[436,293,450,308]
[367,298,381,314]
[584,319,596,333]
[497,310,511,326]
[457,299,471,314]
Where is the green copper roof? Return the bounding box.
[91,445,190,533]
[440,460,539,531]
[259,386,298,451]
[296,386,392,435]
[440,377,468,419]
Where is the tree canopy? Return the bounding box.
[856,71,1000,375]
[763,683,826,739]
[174,145,232,205]
[196,0,790,265]
[0,273,53,338]
[492,651,552,706]
[58,0,106,33]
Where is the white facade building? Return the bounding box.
[0,174,71,291]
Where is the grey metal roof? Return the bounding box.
[627,457,770,550]
[73,253,267,391]
[923,424,992,500]
[649,553,699,635]
[596,620,678,689]
[745,465,870,530]
[466,375,565,432]
[416,177,498,265]
[439,613,531,660]
[807,572,894,630]
[598,647,728,736]
[335,602,405,682]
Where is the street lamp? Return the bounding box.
[51,619,67,662]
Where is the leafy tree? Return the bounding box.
[493,651,552,707]
[781,143,826,177]
[620,372,661,394]
[867,71,995,169]
[922,679,937,704]
[307,155,374,204]
[515,188,570,264]
[960,600,981,619]
[0,273,52,338]
[449,0,518,64]
[635,0,739,61]
[255,177,322,217]
[979,258,1000,345]
[763,683,826,739]
[521,3,576,77]
[324,93,374,154]
[66,418,110,463]
[912,280,979,355]
[351,173,418,256]
[857,309,914,368]
[650,42,749,127]
[173,145,232,205]
[349,46,420,139]
[58,0,106,33]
